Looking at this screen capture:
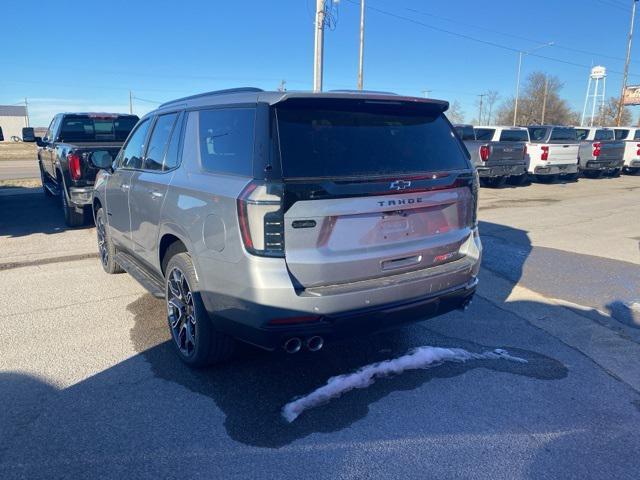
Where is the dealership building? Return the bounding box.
[0,105,28,141]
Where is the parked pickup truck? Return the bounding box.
[612,127,640,175]
[453,124,527,187]
[526,125,580,182]
[26,113,139,226]
[575,127,625,178]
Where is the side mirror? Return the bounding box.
[22,127,36,142]
[35,137,46,147]
[91,150,114,171]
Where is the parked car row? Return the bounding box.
[28,90,482,367]
[453,123,639,187]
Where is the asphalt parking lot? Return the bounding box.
[1,176,639,479]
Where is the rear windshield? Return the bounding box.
[58,115,139,142]
[454,125,475,141]
[275,103,468,177]
[614,129,630,140]
[474,128,495,141]
[549,128,577,143]
[528,127,548,142]
[576,129,589,141]
[499,129,529,142]
[595,129,614,141]
[634,130,640,140]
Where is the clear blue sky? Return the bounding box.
[1,0,638,126]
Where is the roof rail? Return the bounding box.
[328,89,398,96]
[159,87,264,108]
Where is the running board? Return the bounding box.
[115,252,165,298]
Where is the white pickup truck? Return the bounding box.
[526,126,580,182]
[612,127,640,175]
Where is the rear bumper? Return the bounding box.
[533,163,578,175]
[199,229,482,350]
[476,164,526,178]
[583,159,624,171]
[624,158,640,168]
[68,186,94,205]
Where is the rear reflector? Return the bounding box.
[268,315,321,326]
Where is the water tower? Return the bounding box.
[581,66,607,126]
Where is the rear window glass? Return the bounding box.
[198,108,255,176]
[549,128,577,142]
[575,129,589,141]
[614,129,630,140]
[58,115,138,142]
[474,128,495,141]
[454,125,475,141]
[634,130,640,140]
[594,129,614,141]
[528,127,548,142]
[276,104,468,177]
[499,129,529,142]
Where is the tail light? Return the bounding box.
[479,145,490,162]
[237,181,285,257]
[523,144,527,157]
[635,143,640,156]
[541,146,549,161]
[593,142,601,158]
[67,153,81,180]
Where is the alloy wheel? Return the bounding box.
[167,267,197,357]
[96,214,108,267]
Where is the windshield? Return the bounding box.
[549,128,577,143]
[275,103,468,177]
[499,129,529,142]
[58,115,139,142]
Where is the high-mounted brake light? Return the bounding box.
[237,181,285,257]
[593,142,601,158]
[541,146,549,161]
[68,153,81,180]
[479,145,490,162]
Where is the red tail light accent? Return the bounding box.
[237,181,285,257]
[268,315,321,326]
[68,153,81,180]
[635,143,640,156]
[541,146,549,161]
[479,145,490,162]
[593,142,601,158]
[237,183,258,250]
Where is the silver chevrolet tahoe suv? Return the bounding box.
[92,88,482,367]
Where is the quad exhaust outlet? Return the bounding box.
[283,336,324,353]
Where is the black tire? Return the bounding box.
[609,168,621,178]
[39,164,54,198]
[507,173,529,186]
[59,179,85,227]
[481,176,507,188]
[627,167,640,176]
[165,252,235,367]
[95,207,124,274]
[563,172,579,182]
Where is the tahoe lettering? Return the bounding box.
[377,197,424,207]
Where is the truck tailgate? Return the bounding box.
[547,144,579,165]
[485,142,527,166]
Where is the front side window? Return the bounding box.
[144,113,178,171]
[474,128,495,141]
[120,119,151,170]
[198,108,255,176]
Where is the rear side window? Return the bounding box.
[120,119,151,169]
[499,129,528,142]
[575,129,589,141]
[528,127,548,142]
[474,128,495,141]
[614,129,630,140]
[594,129,614,141]
[276,105,468,177]
[163,113,185,171]
[549,128,577,142]
[455,125,475,141]
[198,108,255,176]
[144,113,178,171]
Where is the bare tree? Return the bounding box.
[597,97,632,126]
[485,90,500,125]
[446,100,465,124]
[495,72,576,125]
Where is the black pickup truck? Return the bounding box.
[27,113,138,226]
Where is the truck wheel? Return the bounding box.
[507,173,529,186]
[165,252,235,367]
[60,186,86,227]
[564,172,579,182]
[482,176,507,188]
[95,207,124,274]
[39,164,53,198]
[583,170,602,179]
[610,168,621,178]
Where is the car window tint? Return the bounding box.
[474,128,495,141]
[549,128,577,142]
[499,129,528,142]
[527,127,547,142]
[454,125,475,141]
[634,130,640,140]
[120,119,151,169]
[144,113,178,171]
[199,108,255,176]
[614,129,630,140]
[163,112,185,171]
[575,129,589,141]
[594,129,614,141]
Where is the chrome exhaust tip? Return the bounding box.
[284,337,302,354]
[306,336,324,352]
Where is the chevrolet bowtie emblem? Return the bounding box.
[389,180,411,191]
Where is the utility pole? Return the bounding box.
[478,93,487,124]
[313,0,326,92]
[513,42,554,125]
[357,0,365,90]
[541,75,549,124]
[24,98,30,127]
[617,0,638,126]
[278,80,287,92]
[422,90,432,98]
[129,90,133,115]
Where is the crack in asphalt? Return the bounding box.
[0,252,99,271]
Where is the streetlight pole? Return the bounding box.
[513,42,554,126]
[357,0,365,90]
[616,0,638,126]
[313,0,326,92]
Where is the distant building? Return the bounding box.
[0,105,28,141]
